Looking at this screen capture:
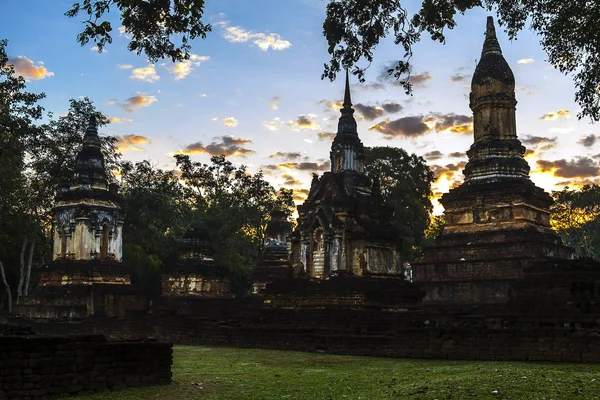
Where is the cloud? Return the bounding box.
[8,56,54,80]
[539,109,570,121]
[521,135,558,146]
[426,113,473,133]
[409,72,433,87]
[118,26,131,39]
[431,161,467,180]
[449,152,465,158]
[578,134,598,148]
[288,115,321,131]
[90,46,107,54]
[380,102,403,114]
[318,100,343,111]
[180,135,254,157]
[263,119,282,131]
[114,94,158,113]
[282,174,302,186]
[515,86,538,96]
[517,58,535,64]
[269,152,304,161]
[424,150,444,161]
[521,135,558,152]
[353,101,402,121]
[354,104,385,121]
[293,188,310,201]
[107,117,133,124]
[376,63,432,88]
[117,64,133,69]
[116,134,151,152]
[368,116,430,138]
[317,132,336,141]
[450,73,468,82]
[262,161,330,172]
[130,64,159,82]
[222,24,291,51]
[222,117,239,128]
[164,54,210,80]
[269,96,282,110]
[536,157,600,178]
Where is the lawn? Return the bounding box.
[75,345,600,400]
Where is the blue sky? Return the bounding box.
[3,0,599,213]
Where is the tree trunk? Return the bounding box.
[16,237,27,304]
[24,236,36,296]
[0,260,12,313]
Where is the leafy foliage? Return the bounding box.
[551,185,600,260]
[0,39,45,310]
[175,154,294,294]
[323,0,600,121]
[364,146,434,261]
[29,98,118,189]
[65,0,212,62]
[118,160,191,295]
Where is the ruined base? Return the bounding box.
[0,331,172,400]
[262,275,423,310]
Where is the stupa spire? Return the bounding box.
[343,68,352,108]
[71,115,109,190]
[482,16,502,56]
[330,69,365,174]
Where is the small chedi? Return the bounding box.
[289,71,401,278]
[413,17,573,306]
[15,118,147,319]
[252,211,293,294]
[161,227,232,298]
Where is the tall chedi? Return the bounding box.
[412,17,572,305]
[290,71,401,278]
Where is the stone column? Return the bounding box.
[330,234,342,275]
[323,233,333,277]
[300,234,310,276]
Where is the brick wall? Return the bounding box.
[8,304,600,364]
[0,334,172,400]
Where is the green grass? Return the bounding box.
[75,345,600,400]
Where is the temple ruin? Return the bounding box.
[412,17,574,305]
[15,118,147,319]
[290,71,402,278]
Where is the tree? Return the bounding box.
[322,0,600,121]
[551,185,600,260]
[65,0,211,62]
[0,39,45,311]
[28,98,119,190]
[364,146,434,261]
[118,160,192,295]
[175,154,294,294]
[62,2,599,119]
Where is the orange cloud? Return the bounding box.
[539,110,570,121]
[288,115,320,131]
[116,134,151,152]
[8,56,54,80]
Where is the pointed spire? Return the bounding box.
[82,115,101,149]
[343,68,352,108]
[335,69,357,136]
[482,16,502,56]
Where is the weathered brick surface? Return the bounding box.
[7,301,600,365]
[0,334,172,400]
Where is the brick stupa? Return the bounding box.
[412,17,572,306]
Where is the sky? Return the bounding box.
[2,0,600,214]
